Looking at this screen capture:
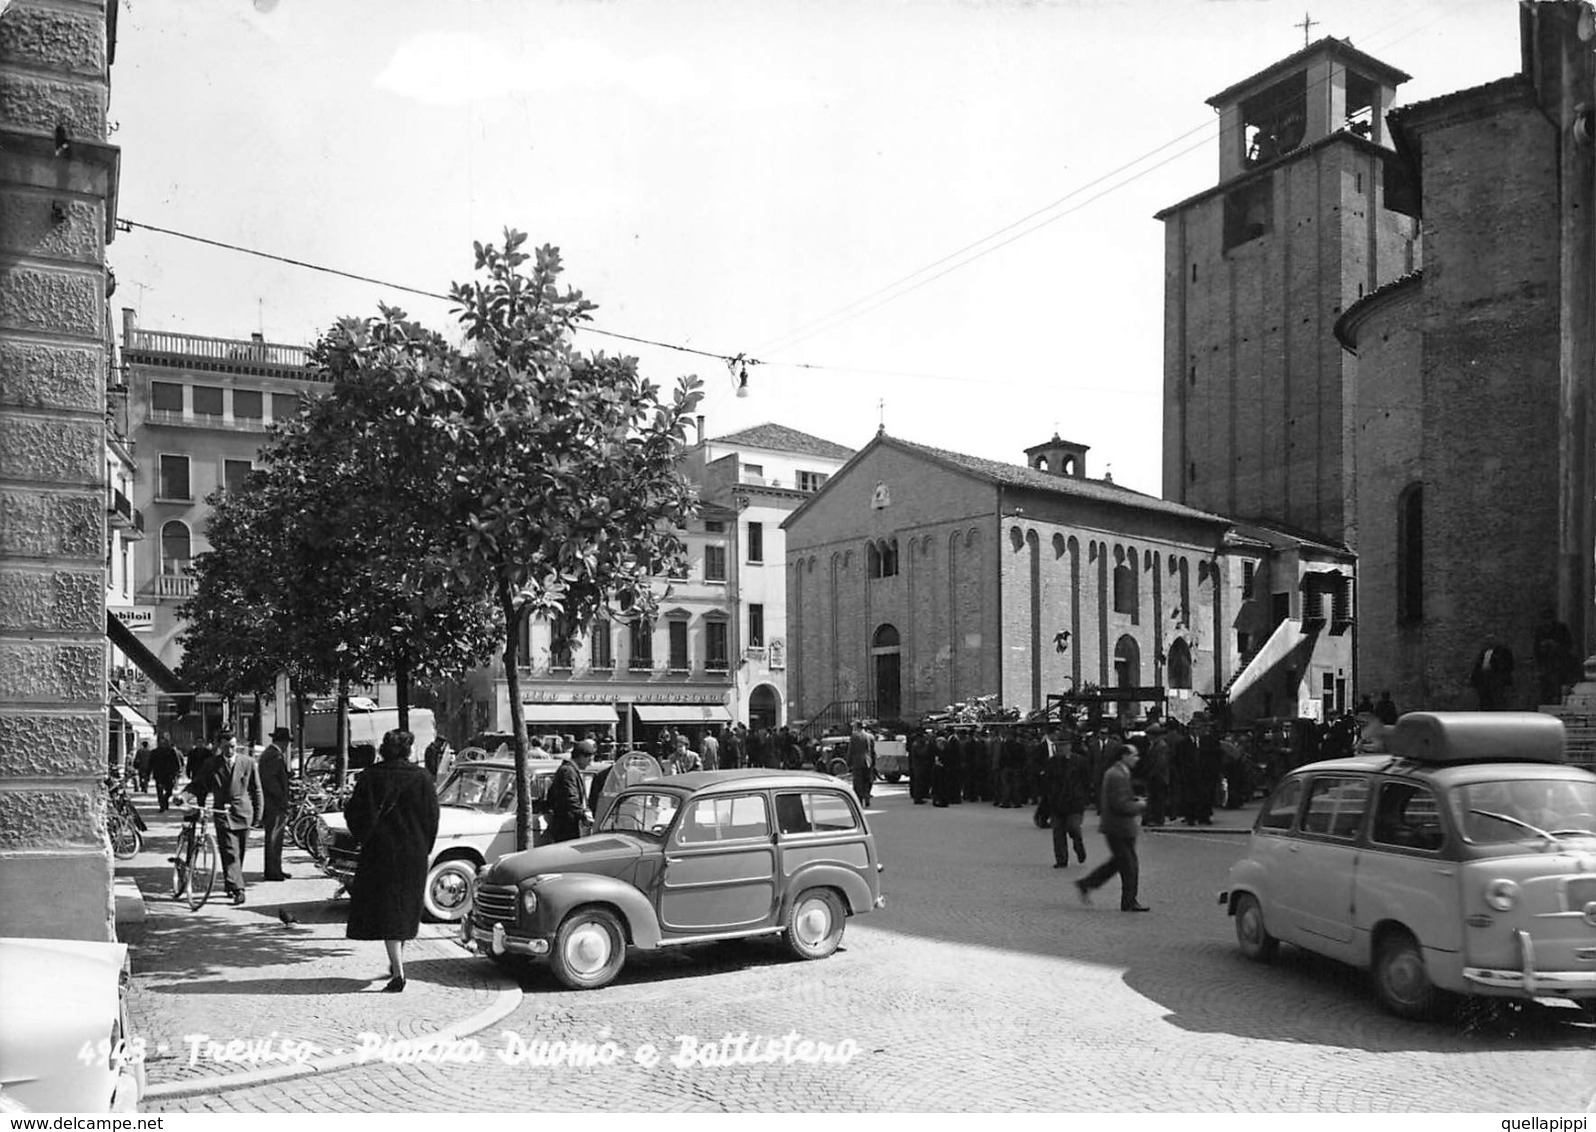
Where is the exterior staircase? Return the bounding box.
[796,699,878,741]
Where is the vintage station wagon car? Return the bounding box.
[1221,712,1596,1019]
[316,757,602,922]
[462,769,886,989]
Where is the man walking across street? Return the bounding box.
[1075,743,1150,912]
[150,733,181,812]
[700,727,720,771]
[189,731,263,906]
[134,740,153,792]
[848,720,875,809]
[259,726,293,881]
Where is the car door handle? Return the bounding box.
[1432,868,1454,876]
[1287,844,1300,852]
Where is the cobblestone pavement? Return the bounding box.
[122,804,516,1097]
[141,785,1596,1112]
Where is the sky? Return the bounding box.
[108,0,1520,497]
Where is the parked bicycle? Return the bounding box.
[290,778,353,852]
[170,805,224,910]
[106,777,146,860]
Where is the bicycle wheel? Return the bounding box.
[188,833,217,911]
[109,812,141,860]
[170,828,193,899]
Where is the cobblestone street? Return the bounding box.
[142,785,1596,1112]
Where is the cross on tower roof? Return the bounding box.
[1295,10,1318,49]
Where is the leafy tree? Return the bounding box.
[431,232,705,848]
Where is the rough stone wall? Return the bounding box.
[1418,97,1563,710]
[0,0,118,941]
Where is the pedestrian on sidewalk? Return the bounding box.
[134,740,153,793]
[189,731,263,906]
[1075,743,1150,912]
[345,729,440,993]
[150,734,181,812]
[259,727,293,881]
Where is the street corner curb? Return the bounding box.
[139,938,523,1103]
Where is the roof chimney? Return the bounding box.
[1023,433,1090,479]
[695,414,705,445]
[121,307,136,344]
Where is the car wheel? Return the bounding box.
[1373,929,1443,1020]
[422,858,477,923]
[884,773,902,783]
[1233,893,1279,963]
[549,907,626,990]
[783,888,846,961]
[827,757,850,778]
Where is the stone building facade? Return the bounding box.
[1335,1,1596,711]
[783,432,1359,726]
[0,0,122,940]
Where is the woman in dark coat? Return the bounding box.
[344,729,440,993]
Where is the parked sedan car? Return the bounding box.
[462,769,886,989]
[1220,711,1596,1020]
[315,757,604,922]
[0,938,141,1112]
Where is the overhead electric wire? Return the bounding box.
[753,4,1448,357]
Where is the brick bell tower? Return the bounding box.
[1157,35,1418,544]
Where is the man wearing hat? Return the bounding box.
[259,726,294,881]
[546,739,595,843]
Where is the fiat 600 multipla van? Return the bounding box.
[1220,712,1596,1020]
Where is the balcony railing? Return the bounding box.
[127,328,314,373]
[107,487,133,526]
[146,408,272,432]
[155,573,195,599]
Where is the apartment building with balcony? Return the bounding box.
[467,502,742,748]
[121,310,324,740]
[683,421,856,730]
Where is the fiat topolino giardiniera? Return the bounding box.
[463,769,886,989]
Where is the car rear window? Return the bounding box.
[1300,776,1370,839]
[776,791,858,834]
[1257,778,1303,831]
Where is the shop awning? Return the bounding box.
[106,611,184,693]
[111,702,155,735]
[522,703,620,726]
[632,704,733,724]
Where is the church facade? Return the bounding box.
[782,433,1356,727]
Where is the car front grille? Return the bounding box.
[472,883,518,926]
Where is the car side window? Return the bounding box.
[776,791,858,835]
[1371,781,1446,852]
[1300,775,1370,839]
[678,793,771,844]
[1257,778,1303,831]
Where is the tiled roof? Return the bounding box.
[881,436,1229,525]
[707,422,856,460]
[1388,75,1527,127]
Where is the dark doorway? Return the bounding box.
[749,684,779,732]
[872,624,902,720]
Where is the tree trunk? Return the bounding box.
[500,583,532,850]
[337,674,350,789]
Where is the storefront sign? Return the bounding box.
[110,606,155,631]
[525,687,729,705]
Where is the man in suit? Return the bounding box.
[189,731,264,905]
[1044,727,1090,868]
[258,726,294,881]
[149,733,182,812]
[1075,744,1150,912]
[699,728,720,771]
[545,740,594,843]
[847,721,874,809]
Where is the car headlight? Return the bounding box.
[1484,878,1520,912]
[520,888,538,915]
